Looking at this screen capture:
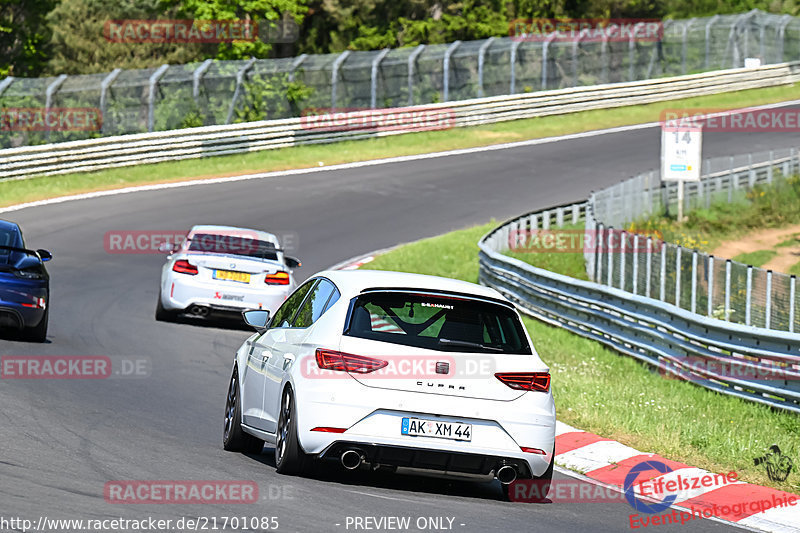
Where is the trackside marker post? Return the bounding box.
[661,121,703,222]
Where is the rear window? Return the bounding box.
[187,233,278,260]
[345,291,531,354]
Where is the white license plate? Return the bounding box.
[401,418,472,441]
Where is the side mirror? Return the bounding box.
[158,242,177,253]
[37,249,52,262]
[242,309,270,333]
[285,256,301,269]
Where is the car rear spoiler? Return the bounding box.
[0,245,49,260]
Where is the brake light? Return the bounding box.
[495,372,550,392]
[315,349,388,374]
[311,427,347,433]
[265,271,290,285]
[172,260,198,275]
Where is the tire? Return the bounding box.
[275,387,310,475]
[502,453,554,502]
[155,292,177,322]
[223,367,264,454]
[22,308,48,343]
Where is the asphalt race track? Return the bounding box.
[3,124,797,532]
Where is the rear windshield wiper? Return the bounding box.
[438,338,504,352]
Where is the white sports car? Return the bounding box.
[156,225,301,321]
[223,270,555,496]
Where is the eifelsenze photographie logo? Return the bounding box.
[0,108,102,132]
[661,108,800,132]
[300,107,456,133]
[510,18,663,42]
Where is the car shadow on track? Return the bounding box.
[242,447,535,503]
[0,329,52,344]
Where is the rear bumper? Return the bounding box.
[319,441,534,479]
[163,275,289,314]
[0,286,47,329]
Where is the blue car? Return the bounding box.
[0,219,52,342]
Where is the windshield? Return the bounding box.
[345,291,532,354]
[187,233,279,260]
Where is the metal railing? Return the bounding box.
[588,147,800,333]
[1,10,799,148]
[2,61,799,180]
[479,200,800,413]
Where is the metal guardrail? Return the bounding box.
[2,61,800,180]
[1,9,796,147]
[589,147,800,333]
[479,202,800,413]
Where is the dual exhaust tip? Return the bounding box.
[339,449,518,484]
[188,305,210,317]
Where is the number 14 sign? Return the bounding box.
[661,126,703,182]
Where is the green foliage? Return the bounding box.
[169,0,309,60]
[45,0,202,74]
[0,0,55,76]
[732,249,778,267]
[233,74,313,122]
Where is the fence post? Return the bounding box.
[681,20,694,75]
[601,33,609,83]
[225,59,255,125]
[572,204,580,224]
[370,48,391,109]
[777,15,792,62]
[607,229,614,286]
[705,15,720,69]
[541,34,556,90]
[691,251,699,313]
[596,224,604,283]
[100,69,122,134]
[510,40,523,94]
[407,45,426,106]
[645,237,652,298]
[660,242,667,302]
[542,210,551,230]
[791,275,796,333]
[728,156,734,202]
[192,59,213,105]
[147,64,169,132]
[725,260,732,321]
[287,54,308,85]
[477,37,495,98]
[632,234,639,295]
[765,270,772,329]
[572,34,585,86]
[629,23,644,81]
[708,255,714,317]
[556,207,564,227]
[331,50,351,108]
[442,40,462,102]
[675,246,682,307]
[620,231,626,290]
[45,74,68,141]
[767,149,774,184]
[748,153,755,188]
[745,265,753,326]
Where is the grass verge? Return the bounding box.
[364,223,800,494]
[2,84,799,208]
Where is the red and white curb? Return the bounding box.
[555,421,800,532]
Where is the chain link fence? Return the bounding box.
[587,147,800,332]
[1,9,799,148]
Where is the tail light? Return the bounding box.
[315,349,388,374]
[172,260,198,275]
[265,271,290,285]
[495,372,550,392]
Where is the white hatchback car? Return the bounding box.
[156,225,301,321]
[223,270,555,496]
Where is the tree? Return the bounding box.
[46,0,204,75]
[0,0,55,76]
